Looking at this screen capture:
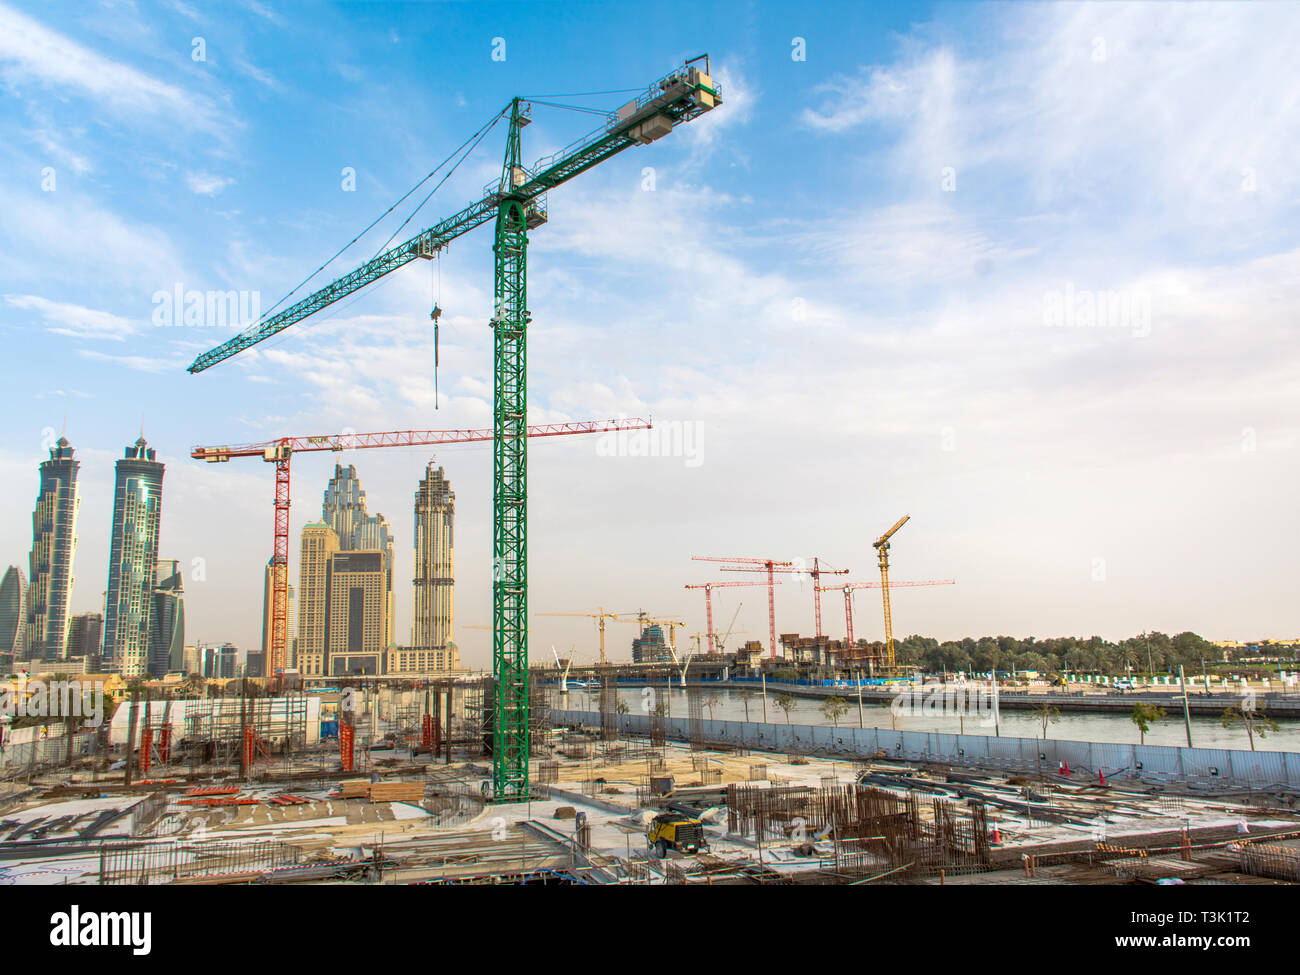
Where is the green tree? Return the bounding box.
[1221,701,1279,752]
[773,693,797,725]
[819,696,849,727]
[1034,703,1060,739]
[704,693,721,720]
[1130,702,1165,744]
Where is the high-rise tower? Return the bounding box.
[102,437,164,677]
[296,521,339,677]
[0,566,28,659]
[27,437,79,660]
[412,461,454,650]
[320,463,394,646]
[322,464,367,548]
[150,559,185,676]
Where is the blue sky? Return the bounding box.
[2,1,1298,666]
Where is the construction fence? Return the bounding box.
[550,708,1300,792]
[0,727,98,777]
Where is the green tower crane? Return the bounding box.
[186,57,722,799]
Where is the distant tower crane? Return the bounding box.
[718,556,849,638]
[684,580,774,656]
[192,418,648,681]
[536,608,636,666]
[691,556,793,658]
[185,59,721,798]
[873,515,911,673]
[818,579,955,670]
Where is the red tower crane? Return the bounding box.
[684,580,775,657]
[816,579,955,669]
[691,556,793,658]
[718,556,850,638]
[192,417,650,679]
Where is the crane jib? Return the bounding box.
[185,61,720,375]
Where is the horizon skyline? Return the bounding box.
[2,429,1291,669]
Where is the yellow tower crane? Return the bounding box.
[536,608,633,666]
[873,514,911,674]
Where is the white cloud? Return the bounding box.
[801,4,1300,233]
[28,127,92,174]
[685,61,754,151]
[5,294,135,340]
[185,171,234,196]
[0,183,187,292]
[78,349,187,372]
[0,3,226,133]
[239,0,284,25]
[235,57,279,90]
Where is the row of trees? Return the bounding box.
[769,694,1279,751]
[889,631,1235,677]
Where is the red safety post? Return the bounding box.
[340,722,355,773]
[140,725,153,777]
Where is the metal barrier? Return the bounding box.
[549,709,1300,791]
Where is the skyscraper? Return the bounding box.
[27,437,79,660]
[354,512,395,641]
[102,437,164,678]
[321,463,394,641]
[412,461,454,650]
[327,550,388,675]
[150,559,185,676]
[65,612,102,663]
[0,566,28,659]
[322,464,367,549]
[296,521,339,677]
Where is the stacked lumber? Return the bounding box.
[366,781,425,803]
[338,779,370,799]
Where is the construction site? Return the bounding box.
[3,51,1298,893]
[3,671,1300,887]
[1,6,1295,946]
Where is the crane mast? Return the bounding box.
[186,60,721,799]
[873,515,911,674]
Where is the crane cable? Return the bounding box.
[370,109,506,258]
[255,106,509,326]
[432,251,441,409]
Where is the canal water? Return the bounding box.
[556,684,1300,752]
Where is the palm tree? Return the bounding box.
[1130,703,1165,744]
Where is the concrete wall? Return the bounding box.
[550,708,1300,792]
